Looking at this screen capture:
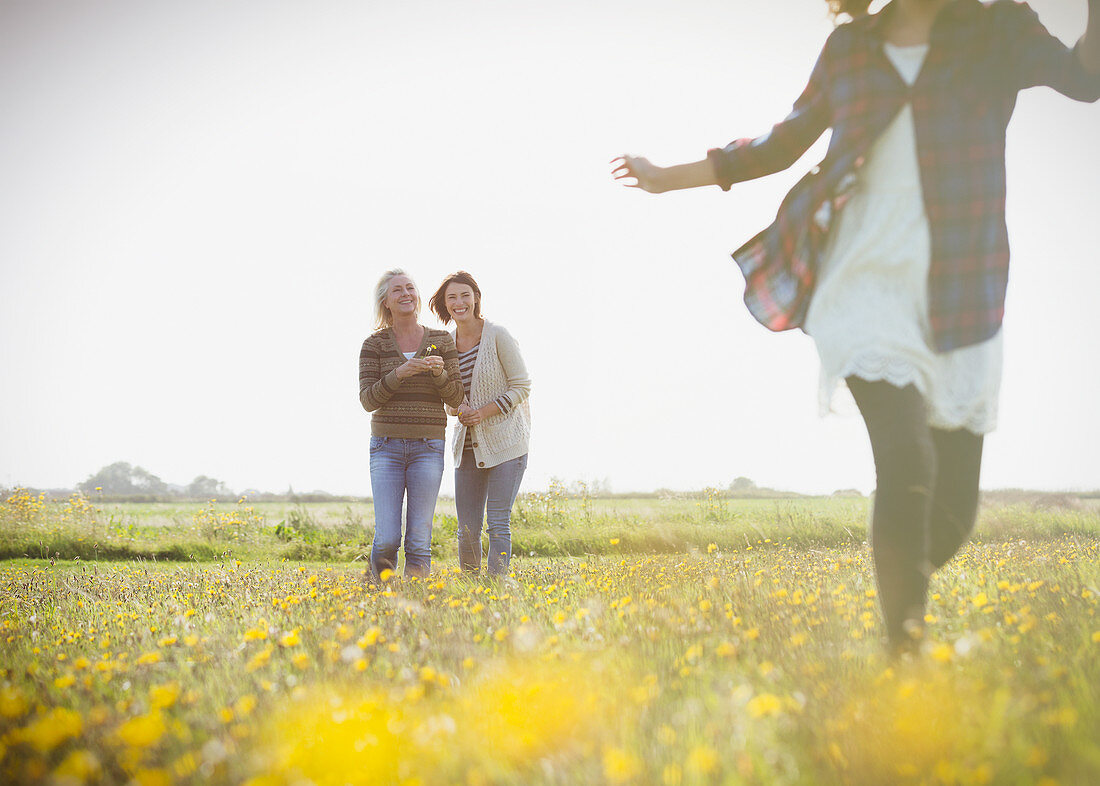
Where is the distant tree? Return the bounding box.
[832,488,864,498]
[186,475,234,499]
[728,477,757,492]
[78,462,168,495]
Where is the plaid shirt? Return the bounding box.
[709,0,1100,351]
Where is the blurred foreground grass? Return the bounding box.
[1,539,1098,784]
[2,489,1099,783]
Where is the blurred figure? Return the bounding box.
[613,0,1100,652]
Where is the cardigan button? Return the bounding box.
[472,442,479,448]
[478,461,485,467]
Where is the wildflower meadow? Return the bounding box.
[1,488,1098,784]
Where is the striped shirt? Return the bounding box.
[457,342,514,452]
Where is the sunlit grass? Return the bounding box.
[1,530,1097,784]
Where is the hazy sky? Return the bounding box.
[1,0,1098,496]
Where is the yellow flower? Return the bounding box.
[235,694,258,718]
[149,682,180,710]
[602,747,641,783]
[116,711,167,749]
[133,768,172,786]
[747,693,783,718]
[0,686,28,718]
[280,629,301,647]
[292,652,310,670]
[246,646,273,672]
[135,651,161,666]
[687,745,719,774]
[54,749,101,781]
[54,673,76,689]
[244,628,268,642]
[13,707,83,751]
[930,643,954,663]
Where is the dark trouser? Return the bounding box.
[454,451,528,576]
[847,377,984,647]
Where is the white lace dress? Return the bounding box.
[804,42,1002,434]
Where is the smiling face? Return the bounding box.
[444,282,479,325]
[384,275,419,321]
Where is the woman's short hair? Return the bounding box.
[374,268,418,329]
[429,271,483,324]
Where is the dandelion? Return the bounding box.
[746,693,783,718]
[149,682,180,710]
[280,629,301,647]
[54,749,101,781]
[930,644,954,663]
[116,711,167,749]
[12,707,83,752]
[602,747,641,783]
[0,686,28,719]
[687,745,719,775]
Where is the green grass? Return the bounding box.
[1,537,1098,784]
[2,493,1098,565]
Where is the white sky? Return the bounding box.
[1,0,1098,496]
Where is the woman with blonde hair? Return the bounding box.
[429,271,531,578]
[359,268,464,580]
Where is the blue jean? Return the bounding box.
[369,437,445,579]
[454,451,527,576]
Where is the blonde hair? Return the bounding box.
[374,268,419,329]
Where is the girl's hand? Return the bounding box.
[396,358,432,380]
[611,155,666,193]
[457,403,482,426]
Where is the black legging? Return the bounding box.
[847,377,984,647]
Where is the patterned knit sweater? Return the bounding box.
[359,327,464,439]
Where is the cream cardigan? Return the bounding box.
[448,320,531,469]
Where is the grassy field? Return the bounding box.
[1,490,1099,784]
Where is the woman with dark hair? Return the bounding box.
[613,0,1100,652]
[359,269,464,580]
[429,272,531,578]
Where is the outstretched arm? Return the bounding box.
[1007,0,1100,98]
[611,156,719,193]
[612,36,833,194]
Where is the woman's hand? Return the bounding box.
[457,403,479,426]
[612,156,719,193]
[396,355,445,380]
[611,155,667,193]
[395,358,432,380]
[424,355,445,377]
